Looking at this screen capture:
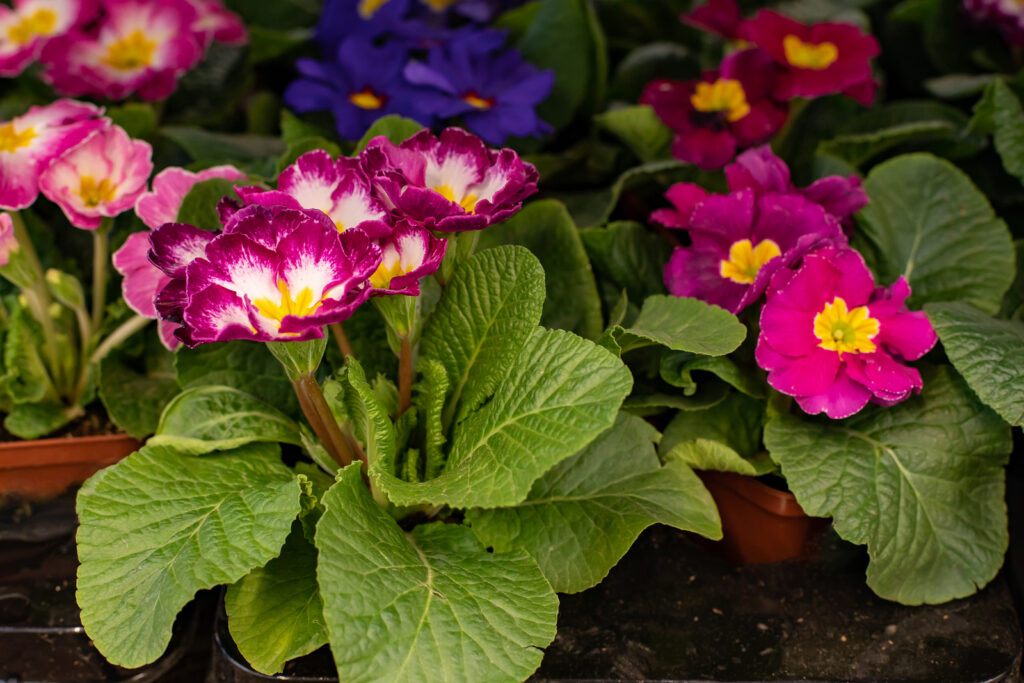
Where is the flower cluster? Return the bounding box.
[645,0,879,169]
[285,0,553,144]
[964,0,1024,45]
[0,0,245,100]
[134,128,537,347]
[653,146,934,418]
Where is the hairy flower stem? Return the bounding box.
[329,322,355,360]
[293,374,363,470]
[398,334,413,415]
[92,218,112,331]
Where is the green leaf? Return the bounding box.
[77,443,302,667]
[566,160,706,229]
[595,105,673,162]
[247,26,310,63]
[924,73,996,99]
[763,366,1011,604]
[971,80,1024,186]
[106,103,157,140]
[174,340,299,416]
[420,245,545,428]
[580,220,669,302]
[4,306,54,404]
[176,177,243,233]
[225,524,327,675]
[353,115,424,151]
[926,302,1024,426]
[97,356,179,440]
[855,153,1015,314]
[266,337,327,380]
[658,392,773,476]
[468,413,720,593]
[316,465,558,683]
[276,136,342,175]
[418,359,449,481]
[149,385,302,454]
[162,126,284,164]
[343,360,396,479]
[612,295,746,355]
[4,400,74,439]
[660,353,765,398]
[609,42,696,103]
[476,199,603,339]
[375,328,632,508]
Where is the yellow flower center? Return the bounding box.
[79,177,117,208]
[103,30,157,71]
[690,78,750,123]
[783,35,838,70]
[434,184,478,212]
[813,296,879,355]
[7,8,57,45]
[719,239,781,284]
[419,0,460,11]
[349,88,385,110]
[358,0,392,18]
[0,122,35,153]
[252,279,324,331]
[462,91,493,110]
[369,257,414,289]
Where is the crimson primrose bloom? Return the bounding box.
[757,247,937,419]
[744,10,879,106]
[641,48,787,170]
[681,0,744,40]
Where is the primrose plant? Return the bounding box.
[75,126,727,681]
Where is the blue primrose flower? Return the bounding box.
[284,36,434,140]
[314,0,452,50]
[403,33,555,145]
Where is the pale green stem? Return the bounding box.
[72,314,151,405]
[91,218,112,331]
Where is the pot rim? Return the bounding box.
[698,469,808,518]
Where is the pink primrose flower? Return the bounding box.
[0,0,96,76]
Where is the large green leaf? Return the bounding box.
[855,153,1015,314]
[970,79,1024,186]
[476,200,603,339]
[926,302,1024,426]
[763,366,1011,605]
[659,392,774,476]
[4,305,55,404]
[594,105,673,162]
[375,328,632,508]
[353,114,424,151]
[77,443,302,667]
[580,220,670,302]
[468,413,720,593]
[609,295,746,356]
[176,178,243,232]
[316,465,558,683]
[420,246,544,428]
[225,524,327,675]
[149,385,302,454]
[174,340,299,417]
[161,126,284,164]
[97,356,180,440]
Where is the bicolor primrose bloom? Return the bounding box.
[149,205,382,346]
[659,188,845,313]
[0,212,16,267]
[403,30,555,144]
[0,99,107,211]
[744,10,879,106]
[188,0,246,47]
[369,221,446,296]
[235,150,393,238]
[0,0,95,76]
[641,49,788,170]
[757,247,937,419]
[361,127,539,231]
[40,124,153,230]
[41,0,204,101]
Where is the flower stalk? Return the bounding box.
[398,334,413,415]
[329,322,355,360]
[92,217,112,331]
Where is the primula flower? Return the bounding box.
[965,0,1024,45]
[361,127,539,231]
[235,150,393,237]
[641,49,788,169]
[757,247,937,419]
[284,36,432,140]
[40,124,153,230]
[369,221,446,296]
[682,0,744,40]
[744,10,879,105]
[41,0,204,101]
[0,99,107,211]
[0,212,16,267]
[135,164,247,229]
[188,0,246,47]
[403,32,554,144]
[0,0,96,76]
[149,205,381,346]
[661,189,844,313]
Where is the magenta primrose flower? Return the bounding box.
[0,0,95,76]
[0,213,16,267]
[188,0,246,47]
[361,127,539,232]
[965,0,1024,45]
[757,247,937,419]
[40,123,152,230]
[0,99,107,211]
[149,204,382,347]
[369,221,446,296]
[681,0,744,40]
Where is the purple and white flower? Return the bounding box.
[369,221,446,296]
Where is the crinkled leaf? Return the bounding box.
[376,328,632,508]
[660,352,765,398]
[855,153,1014,314]
[418,359,449,481]
[4,400,74,439]
[225,523,327,675]
[970,79,1024,185]
[595,105,673,162]
[149,385,302,454]
[77,443,302,667]
[176,177,243,233]
[763,366,1011,604]
[343,360,396,476]
[926,302,1024,426]
[659,392,768,477]
[4,306,55,404]
[611,295,746,356]
[316,465,558,683]
[468,413,720,593]
[175,340,299,417]
[97,356,180,440]
[580,220,670,301]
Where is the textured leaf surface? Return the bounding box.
[175,341,299,416]
[77,443,301,667]
[763,366,1011,604]
[660,392,771,476]
[420,246,544,427]
[581,220,669,300]
[225,524,327,675]
[614,295,746,355]
[468,413,720,593]
[971,80,1024,185]
[316,466,557,683]
[926,302,1024,426]
[376,328,632,508]
[855,153,1014,314]
[176,178,242,232]
[594,105,673,162]
[98,357,179,439]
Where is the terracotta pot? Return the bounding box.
[0,434,140,502]
[698,469,828,564]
